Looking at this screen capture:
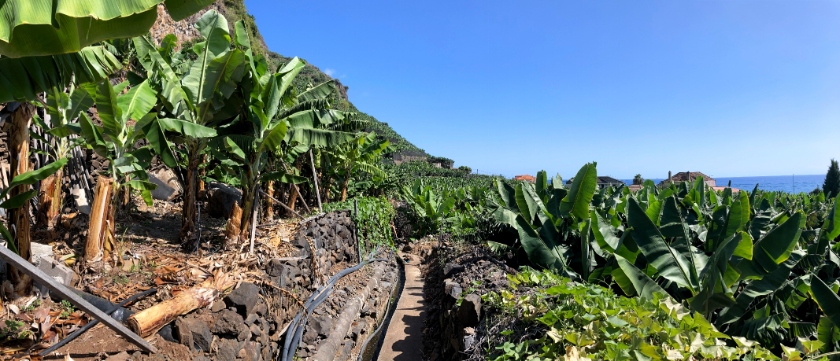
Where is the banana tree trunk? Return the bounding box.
[197,153,208,200]
[224,202,242,244]
[86,176,114,264]
[180,144,200,249]
[37,170,62,230]
[264,181,275,221]
[287,185,298,216]
[322,177,331,203]
[239,182,255,240]
[7,103,34,294]
[233,159,258,242]
[119,174,131,215]
[282,160,310,214]
[340,168,351,202]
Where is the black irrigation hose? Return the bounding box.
[357,254,406,361]
[279,248,386,361]
[40,288,157,356]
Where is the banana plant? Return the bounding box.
[76,79,159,261]
[492,163,599,279]
[0,0,213,57]
[610,192,809,346]
[0,159,67,248]
[0,46,121,294]
[79,79,159,203]
[0,46,122,103]
[30,84,95,228]
[400,179,457,235]
[133,10,247,244]
[329,132,390,202]
[217,53,360,239]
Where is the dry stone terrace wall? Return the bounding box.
[422,242,513,361]
[128,210,397,361]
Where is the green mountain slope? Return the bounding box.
[219,0,428,159]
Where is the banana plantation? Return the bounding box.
[0,1,836,361]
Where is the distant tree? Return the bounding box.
[811,187,823,196]
[458,165,472,174]
[824,159,840,198]
[633,174,644,185]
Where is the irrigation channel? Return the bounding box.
[354,252,428,361]
[375,253,424,361]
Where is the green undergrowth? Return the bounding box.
[324,196,395,254]
[484,268,792,361]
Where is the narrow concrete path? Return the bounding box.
[378,253,426,361]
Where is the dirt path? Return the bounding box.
[378,253,425,361]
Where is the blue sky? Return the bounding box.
[246,0,840,179]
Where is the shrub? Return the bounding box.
[824,159,840,198]
[484,268,780,360]
[324,196,395,253]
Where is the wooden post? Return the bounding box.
[7,103,34,294]
[309,149,322,212]
[249,192,258,254]
[86,176,113,263]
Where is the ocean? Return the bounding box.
[620,174,825,194]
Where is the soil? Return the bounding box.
[0,197,299,360]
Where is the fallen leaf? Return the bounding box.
[34,307,49,322]
[42,328,56,342]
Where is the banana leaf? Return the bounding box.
[0,46,121,102]
[738,212,804,279]
[612,255,668,300]
[559,162,597,219]
[0,0,214,57]
[627,197,698,291]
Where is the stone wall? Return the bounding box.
[422,242,512,361]
[392,153,428,165]
[134,211,398,361]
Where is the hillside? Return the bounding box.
[216,0,429,160]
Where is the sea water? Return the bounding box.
[715,175,824,194]
[620,174,825,194]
